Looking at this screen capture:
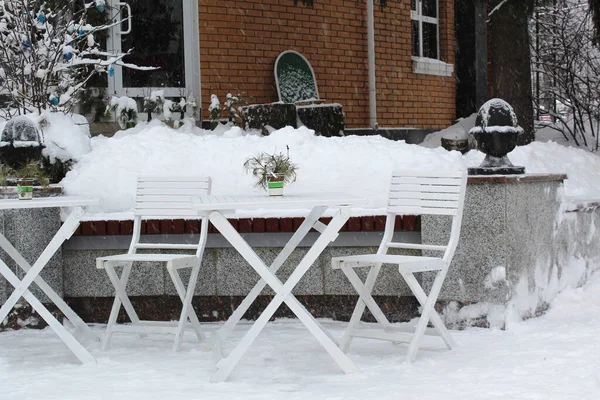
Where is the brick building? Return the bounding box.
[105,0,457,134]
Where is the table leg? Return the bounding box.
[0,208,82,326]
[0,230,97,341]
[209,209,359,382]
[213,206,328,346]
[0,260,95,364]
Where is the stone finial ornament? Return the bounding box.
[468,98,525,175]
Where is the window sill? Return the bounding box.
[412,57,454,77]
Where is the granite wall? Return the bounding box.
[4,174,600,328]
[0,189,64,306]
[422,174,600,327]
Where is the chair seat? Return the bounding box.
[331,254,445,273]
[96,253,198,268]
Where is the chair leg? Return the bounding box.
[403,270,449,362]
[102,262,140,350]
[339,264,390,353]
[400,270,456,350]
[167,262,205,351]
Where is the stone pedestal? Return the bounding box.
[421,174,566,304]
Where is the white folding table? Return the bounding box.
[0,196,99,364]
[192,193,367,382]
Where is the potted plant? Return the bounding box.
[244,150,298,196]
[14,161,49,200]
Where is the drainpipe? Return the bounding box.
[367,0,378,130]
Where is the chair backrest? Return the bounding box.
[129,176,212,256]
[274,50,319,103]
[381,169,468,264]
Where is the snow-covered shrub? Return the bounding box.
[0,115,44,169]
[142,90,198,128]
[208,94,221,130]
[224,93,248,127]
[106,96,138,129]
[143,90,165,121]
[40,111,91,182]
[0,0,152,116]
[208,93,248,130]
[167,97,198,128]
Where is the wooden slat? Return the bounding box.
[388,206,457,216]
[137,188,209,196]
[133,209,199,216]
[138,181,209,190]
[135,243,198,250]
[389,192,460,201]
[387,243,447,251]
[391,184,461,194]
[391,176,462,186]
[135,201,194,209]
[391,169,464,179]
[136,195,194,203]
[388,198,459,209]
[138,176,211,183]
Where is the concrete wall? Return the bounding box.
[62,232,420,299]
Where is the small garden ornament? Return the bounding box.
[468,98,525,175]
[244,148,297,196]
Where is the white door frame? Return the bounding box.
[107,0,200,104]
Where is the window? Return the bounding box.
[411,0,439,59]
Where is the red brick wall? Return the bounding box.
[198,0,455,130]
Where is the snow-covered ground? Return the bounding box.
[2,269,600,399]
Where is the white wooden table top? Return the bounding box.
[192,193,368,211]
[0,196,98,210]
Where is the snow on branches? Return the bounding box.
[0,0,153,117]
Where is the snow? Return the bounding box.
[55,118,600,218]
[61,123,466,216]
[2,268,600,399]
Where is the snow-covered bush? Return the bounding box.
[0,115,44,169]
[106,96,138,129]
[0,0,152,116]
[142,90,198,128]
[208,94,221,129]
[208,93,248,130]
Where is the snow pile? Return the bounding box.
[60,121,600,217]
[41,112,91,162]
[61,124,466,215]
[464,140,600,200]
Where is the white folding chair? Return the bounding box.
[332,169,467,362]
[96,176,211,351]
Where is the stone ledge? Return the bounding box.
[73,215,422,236]
[564,199,600,212]
[467,173,567,184]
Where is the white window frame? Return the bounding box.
[411,0,440,60]
[411,0,453,77]
[106,0,200,107]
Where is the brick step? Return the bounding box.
[74,216,421,236]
